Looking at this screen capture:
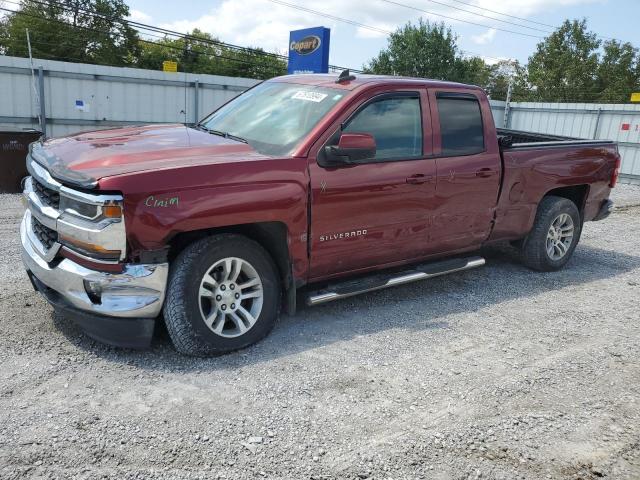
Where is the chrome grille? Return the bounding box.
[31,215,57,250]
[25,153,126,263]
[32,177,60,209]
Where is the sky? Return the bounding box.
[83,1,640,69]
[2,0,637,68]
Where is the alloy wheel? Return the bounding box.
[198,257,264,338]
[546,213,575,260]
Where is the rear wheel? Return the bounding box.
[520,196,582,272]
[163,234,281,356]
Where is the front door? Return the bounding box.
[308,89,437,280]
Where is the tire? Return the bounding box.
[163,234,281,356]
[520,195,582,272]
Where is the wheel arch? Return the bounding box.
[166,222,296,313]
[520,193,582,271]
[541,184,590,219]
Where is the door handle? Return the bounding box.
[406,174,432,184]
[475,168,494,178]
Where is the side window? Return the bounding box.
[343,96,422,161]
[436,94,484,156]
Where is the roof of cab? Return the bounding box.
[271,73,481,91]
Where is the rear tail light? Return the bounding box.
[610,156,621,188]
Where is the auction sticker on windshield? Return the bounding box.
[292,91,328,102]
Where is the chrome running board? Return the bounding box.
[306,256,485,306]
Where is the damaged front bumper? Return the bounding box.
[21,211,168,348]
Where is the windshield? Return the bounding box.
[199,82,346,156]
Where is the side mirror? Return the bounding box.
[323,132,376,165]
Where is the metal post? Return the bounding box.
[194,80,199,125]
[592,108,602,139]
[38,66,46,138]
[503,80,513,129]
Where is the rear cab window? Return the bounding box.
[435,93,485,156]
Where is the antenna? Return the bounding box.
[335,69,356,84]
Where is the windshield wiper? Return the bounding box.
[196,124,248,144]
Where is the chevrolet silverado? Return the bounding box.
[21,71,621,355]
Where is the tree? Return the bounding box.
[136,29,286,80]
[454,56,491,89]
[596,40,640,103]
[364,19,491,86]
[483,59,533,102]
[0,0,140,66]
[526,19,601,102]
[0,2,286,79]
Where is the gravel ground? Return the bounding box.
[1,184,639,480]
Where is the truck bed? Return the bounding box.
[490,131,619,243]
[497,128,615,150]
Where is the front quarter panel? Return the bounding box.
[98,158,309,280]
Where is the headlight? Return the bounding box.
[56,188,126,262]
[59,193,122,221]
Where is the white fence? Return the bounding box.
[0,55,259,138]
[1,55,638,182]
[491,100,640,182]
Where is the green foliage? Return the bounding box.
[526,19,601,102]
[596,40,640,103]
[0,0,140,66]
[526,19,639,103]
[454,56,491,89]
[366,17,640,103]
[136,30,286,80]
[364,19,491,86]
[2,3,639,100]
[0,1,286,79]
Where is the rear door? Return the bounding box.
[427,89,501,253]
[307,88,437,280]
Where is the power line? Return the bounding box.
[2,0,289,61]
[262,0,505,61]
[384,0,622,43]
[2,0,363,73]
[440,0,616,42]
[0,7,288,75]
[267,0,624,53]
[440,0,559,29]
[18,36,284,73]
[417,0,553,33]
[265,0,392,35]
[378,0,542,38]
[267,0,543,40]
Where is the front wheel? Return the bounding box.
[520,196,582,272]
[163,234,281,356]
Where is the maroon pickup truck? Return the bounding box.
[21,72,621,355]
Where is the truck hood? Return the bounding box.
[32,124,268,189]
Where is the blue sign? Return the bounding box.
[287,27,330,74]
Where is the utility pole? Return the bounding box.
[503,79,513,129]
[26,29,46,137]
[26,29,41,130]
